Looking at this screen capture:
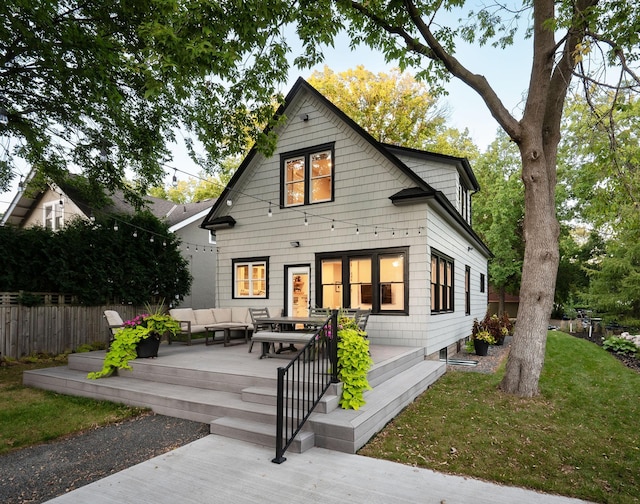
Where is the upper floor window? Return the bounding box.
[458,184,470,223]
[281,143,334,207]
[43,202,64,231]
[232,257,268,299]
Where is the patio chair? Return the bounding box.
[104,310,125,346]
[309,307,330,317]
[248,307,273,353]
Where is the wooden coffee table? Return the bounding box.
[205,324,249,347]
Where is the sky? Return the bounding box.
[0,15,533,213]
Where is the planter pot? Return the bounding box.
[136,335,161,358]
[473,339,490,356]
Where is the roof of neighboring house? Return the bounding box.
[201,77,492,257]
[488,286,520,303]
[0,172,215,229]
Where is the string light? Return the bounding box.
[150,236,154,243]
[331,220,335,232]
[304,212,308,226]
[132,230,138,238]
[172,169,178,187]
[356,225,359,235]
[226,198,232,207]
[268,202,272,217]
[374,227,378,237]
[113,222,118,231]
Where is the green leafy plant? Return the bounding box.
[602,336,640,356]
[88,306,180,379]
[337,317,372,410]
[473,329,496,345]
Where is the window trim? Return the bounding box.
[480,273,486,293]
[316,247,409,315]
[280,142,335,208]
[431,249,454,314]
[43,201,64,231]
[465,265,471,316]
[232,257,269,299]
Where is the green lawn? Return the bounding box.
[0,356,146,455]
[359,331,640,504]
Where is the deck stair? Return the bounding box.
[23,343,445,454]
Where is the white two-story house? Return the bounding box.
[201,78,491,358]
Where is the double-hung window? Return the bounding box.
[431,250,454,313]
[43,202,64,231]
[281,143,334,207]
[232,258,268,299]
[317,247,408,314]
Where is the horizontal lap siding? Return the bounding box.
[213,89,488,358]
[425,210,488,355]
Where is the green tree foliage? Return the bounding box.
[472,132,524,311]
[0,213,191,305]
[0,0,288,194]
[559,91,640,321]
[308,65,478,158]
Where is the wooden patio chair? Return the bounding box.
[248,307,273,353]
[104,310,125,346]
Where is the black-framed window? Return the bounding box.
[480,273,486,293]
[431,250,454,313]
[316,247,408,315]
[232,257,269,299]
[465,266,471,316]
[281,143,335,207]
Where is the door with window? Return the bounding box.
[286,266,310,317]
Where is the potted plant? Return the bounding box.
[88,303,180,379]
[472,329,496,356]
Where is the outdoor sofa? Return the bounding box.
[168,307,280,345]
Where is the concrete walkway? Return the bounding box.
[45,435,592,504]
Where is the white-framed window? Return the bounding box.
[281,143,334,207]
[458,183,470,223]
[232,257,268,298]
[43,202,64,230]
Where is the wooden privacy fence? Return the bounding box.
[0,294,144,359]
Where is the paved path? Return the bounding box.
[45,435,592,504]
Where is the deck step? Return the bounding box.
[308,359,446,453]
[241,383,342,414]
[210,417,315,454]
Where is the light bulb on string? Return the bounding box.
[172,169,178,187]
[304,212,308,226]
[113,222,119,231]
[356,226,359,235]
[226,198,232,207]
[150,236,154,243]
[267,202,272,217]
[374,227,378,237]
[133,230,138,238]
[331,220,335,232]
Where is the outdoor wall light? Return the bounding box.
[290,241,300,247]
[299,113,309,121]
[468,246,474,252]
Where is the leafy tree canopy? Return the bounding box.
[308,65,478,158]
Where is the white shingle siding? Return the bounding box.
[210,84,489,357]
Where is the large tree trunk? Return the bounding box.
[499,140,560,397]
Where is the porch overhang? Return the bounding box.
[201,215,236,230]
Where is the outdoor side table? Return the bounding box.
[205,325,249,347]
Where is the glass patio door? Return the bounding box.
[286,266,310,317]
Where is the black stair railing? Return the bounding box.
[272,310,339,464]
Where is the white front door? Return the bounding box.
[287,266,310,317]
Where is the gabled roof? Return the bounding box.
[1,170,214,229]
[200,77,491,256]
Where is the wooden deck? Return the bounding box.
[23,339,446,454]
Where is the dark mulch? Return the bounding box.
[0,413,209,504]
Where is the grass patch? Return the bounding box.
[0,355,146,455]
[359,331,640,504]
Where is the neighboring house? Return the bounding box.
[201,78,492,357]
[487,285,520,319]
[1,174,216,308]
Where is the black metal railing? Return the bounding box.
[272,310,339,463]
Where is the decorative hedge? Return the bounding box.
[0,212,191,305]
